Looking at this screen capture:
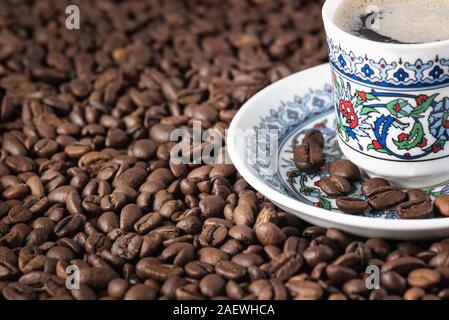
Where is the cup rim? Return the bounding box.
[322,0,449,49]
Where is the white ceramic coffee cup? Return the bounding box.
[323,0,449,188]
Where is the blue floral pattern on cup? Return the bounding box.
[328,39,449,89]
[332,72,449,160]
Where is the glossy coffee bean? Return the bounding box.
[328,160,360,182]
[336,197,371,215]
[434,195,449,217]
[361,178,390,196]
[302,129,324,148]
[397,199,433,219]
[368,187,406,210]
[406,189,430,202]
[319,176,351,197]
[293,143,324,173]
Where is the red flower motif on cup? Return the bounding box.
[339,100,358,129]
[357,91,367,102]
[416,94,428,105]
[397,134,427,148]
[432,144,443,153]
[314,202,323,208]
[372,140,383,150]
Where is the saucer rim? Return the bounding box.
[227,63,449,234]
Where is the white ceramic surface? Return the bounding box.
[227,63,449,240]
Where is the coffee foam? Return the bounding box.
[334,0,449,44]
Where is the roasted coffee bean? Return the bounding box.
[397,199,433,219]
[319,176,351,197]
[215,260,247,281]
[368,187,406,210]
[199,195,226,218]
[342,279,368,297]
[381,257,425,275]
[407,268,441,289]
[381,271,406,293]
[366,238,390,258]
[120,204,143,231]
[79,267,118,289]
[107,278,129,299]
[407,189,431,202]
[264,253,303,281]
[124,284,157,300]
[233,203,254,226]
[160,243,195,266]
[71,284,97,300]
[198,247,229,265]
[361,178,390,196]
[136,258,183,281]
[8,205,32,223]
[128,140,157,160]
[255,223,286,247]
[199,274,226,298]
[328,160,360,182]
[293,143,324,173]
[184,261,214,280]
[111,234,143,260]
[228,225,255,244]
[326,265,357,284]
[113,167,147,191]
[199,224,228,247]
[231,253,263,268]
[302,129,324,148]
[98,212,119,234]
[134,213,162,234]
[54,215,84,238]
[404,287,426,300]
[3,282,36,300]
[303,245,334,268]
[434,195,449,217]
[286,278,323,300]
[0,260,19,280]
[336,197,371,215]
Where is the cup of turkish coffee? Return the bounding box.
[322,0,449,188]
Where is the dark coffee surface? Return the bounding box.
[334,0,449,44]
[0,0,448,301]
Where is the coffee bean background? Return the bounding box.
[0,0,448,300]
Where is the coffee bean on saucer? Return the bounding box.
[336,197,371,215]
[302,130,324,148]
[396,199,433,219]
[434,195,449,217]
[319,176,351,197]
[328,160,360,182]
[367,187,406,211]
[406,189,431,202]
[293,143,324,173]
[361,178,390,196]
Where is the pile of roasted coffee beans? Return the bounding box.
[294,129,449,219]
[1,0,449,301]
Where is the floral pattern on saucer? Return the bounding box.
[251,84,449,219]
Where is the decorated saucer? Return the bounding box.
[227,64,449,240]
